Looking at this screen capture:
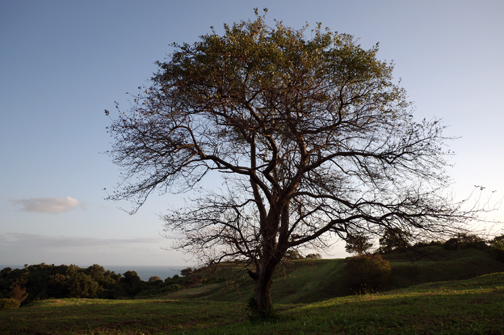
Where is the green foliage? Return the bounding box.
[120,270,142,297]
[0,297,19,310]
[0,264,174,303]
[345,234,373,255]
[379,228,411,253]
[443,233,487,250]
[344,254,392,292]
[9,285,28,304]
[148,276,162,282]
[180,267,193,277]
[67,273,100,298]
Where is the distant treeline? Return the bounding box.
[0,263,190,308]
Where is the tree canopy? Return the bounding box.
[107,10,477,314]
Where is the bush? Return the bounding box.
[0,298,20,310]
[443,233,487,251]
[344,254,392,292]
[148,276,162,283]
[490,237,504,262]
[9,285,28,304]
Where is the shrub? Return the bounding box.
[0,298,20,310]
[490,236,504,262]
[345,235,373,256]
[443,233,487,251]
[344,254,392,292]
[9,285,28,304]
[379,228,411,253]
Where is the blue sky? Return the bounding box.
[1,0,503,267]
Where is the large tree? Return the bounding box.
[107,10,476,313]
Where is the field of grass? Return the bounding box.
[2,248,504,334]
[1,272,503,334]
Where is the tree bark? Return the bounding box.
[252,260,276,313]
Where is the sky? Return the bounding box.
[1,0,503,268]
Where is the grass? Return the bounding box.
[1,272,503,334]
[2,248,504,334]
[163,247,504,305]
[1,298,247,334]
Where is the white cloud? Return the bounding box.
[10,196,82,213]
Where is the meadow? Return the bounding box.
[1,246,504,334]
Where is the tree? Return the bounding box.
[378,227,412,253]
[107,10,478,314]
[345,234,373,256]
[344,254,391,292]
[148,276,162,283]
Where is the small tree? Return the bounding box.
[443,233,486,250]
[9,285,28,304]
[148,276,162,283]
[344,254,392,292]
[0,298,19,310]
[379,227,412,253]
[107,10,481,314]
[180,267,193,277]
[345,235,373,256]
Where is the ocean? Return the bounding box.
[102,265,187,281]
[0,265,188,281]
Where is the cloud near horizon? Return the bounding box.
[0,233,180,267]
[11,196,83,213]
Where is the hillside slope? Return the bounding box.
[164,246,504,304]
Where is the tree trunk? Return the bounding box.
[252,260,276,313]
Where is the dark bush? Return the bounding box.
[0,298,20,310]
[344,254,392,292]
[9,285,28,304]
[443,233,487,251]
[148,276,162,283]
[490,236,504,262]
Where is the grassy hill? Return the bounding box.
[1,247,504,334]
[161,246,504,304]
[1,272,503,334]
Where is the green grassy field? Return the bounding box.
[2,247,504,334]
[1,272,503,334]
